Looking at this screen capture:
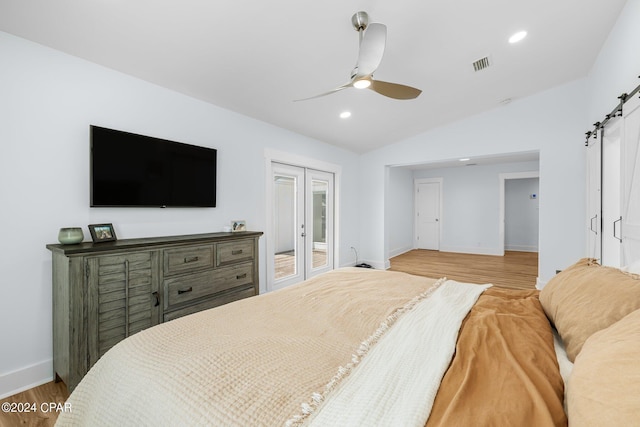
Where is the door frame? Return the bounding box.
[264,149,341,292]
[414,178,443,250]
[498,171,539,256]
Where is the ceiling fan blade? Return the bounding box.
[293,82,353,102]
[369,80,422,100]
[355,23,387,77]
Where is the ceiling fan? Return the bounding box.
[295,11,422,102]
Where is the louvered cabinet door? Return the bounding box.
[87,251,160,367]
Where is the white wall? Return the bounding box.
[409,161,540,256]
[586,0,640,124]
[0,31,360,398]
[385,166,414,257]
[358,79,586,277]
[505,178,540,252]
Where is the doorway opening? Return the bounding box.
[498,171,540,255]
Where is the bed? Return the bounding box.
[55,259,640,426]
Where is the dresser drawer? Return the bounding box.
[163,286,255,322]
[216,239,254,266]
[164,261,254,309]
[164,245,213,276]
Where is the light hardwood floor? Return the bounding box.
[0,381,68,427]
[389,250,538,290]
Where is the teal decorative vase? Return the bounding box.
[58,227,84,245]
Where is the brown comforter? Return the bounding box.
[427,287,567,427]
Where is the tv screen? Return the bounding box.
[90,126,217,207]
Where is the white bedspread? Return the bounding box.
[303,280,490,427]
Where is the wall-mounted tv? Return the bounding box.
[90,125,217,207]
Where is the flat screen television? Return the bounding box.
[90,125,217,207]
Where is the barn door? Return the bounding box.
[621,93,640,266]
[586,130,602,261]
[601,118,622,267]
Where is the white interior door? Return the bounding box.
[586,130,602,261]
[271,163,335,290]
[415,179,441,250]
[621,94,640,266]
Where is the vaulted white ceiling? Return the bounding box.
[0,0,627,153]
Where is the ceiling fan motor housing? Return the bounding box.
[352,11,369,31]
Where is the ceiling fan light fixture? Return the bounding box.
[353,79,371,89]
[293,12,421,101]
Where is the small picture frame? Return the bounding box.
[88,223,117,243]
[231,220,246,232]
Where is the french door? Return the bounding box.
[271,163,334,290]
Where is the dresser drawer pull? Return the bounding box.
[231,249,243,255]
[236,273,247,280]
[183,256,200,263]
[152,291,160,307]
[178,287,193,295]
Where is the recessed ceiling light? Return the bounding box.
[459,158,471,162]
[340,111,352,119]
[353,79,371,89]
[509,31,527,44]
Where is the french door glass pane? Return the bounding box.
[312,179,328,269]
[274,175,298,280]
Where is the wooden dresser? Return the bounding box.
[47,231,262,391]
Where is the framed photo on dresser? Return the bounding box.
[88,223,117,242]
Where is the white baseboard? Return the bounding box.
[388,246,413,259]
[439,246,503,256]
[0,359,53,400]
[505,245,539,252]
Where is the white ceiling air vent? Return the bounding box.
[472,56,491,72]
